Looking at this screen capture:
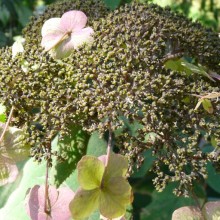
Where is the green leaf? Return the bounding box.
[104,0,121,10]
[211,136,218,148]
[14,3,32,27]
[0,104,6,123]
[65,169,79,192]
[77,156,105,190]
[0,31,7,47]
[207,162,220,194]
[172,206,203,220]
[202,99,213,114]
[132,150,155,178]
[51,125,89,187]
[86,131,107,157]
[165,59,191,75]
[119,116,143,137]
[165,58,215,81]
[70,188,100,219]
[140,183,195,220]
[180,60,214,81]
[0,5,10,26]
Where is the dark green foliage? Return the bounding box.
[52,125,89,187]
[139,183,195,219]
[0,0,35,47]
[86,132,107,156]
[207,162,220,194]
[104,0,121,10]
[0,0,220,196]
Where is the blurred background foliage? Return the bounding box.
[0,0,219,47]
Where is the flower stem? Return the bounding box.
[44,160,51,215]
[106,129,112,166]
[0,106,14,144]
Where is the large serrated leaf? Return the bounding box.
[86,131,107,156]
[132,150,155,178]
[118,116,143,137]
[51,125,89,187]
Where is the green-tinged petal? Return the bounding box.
[77,156,105,190]
[69,188,100,219]
[50,37,74,59]
[50,27,93,59]
[172,206,203,220]
[203,201,220,220]
[41,17,65,52]
[104,153,128,181]
[99,177,132,219]
[0,157,18,186]
[12,41,24,58]
[0,123,30,161]
[71,27,94,49]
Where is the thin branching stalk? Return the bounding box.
[44,160,51,215]
[106,129,112,166]
[0,106,14,143]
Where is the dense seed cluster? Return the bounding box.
[0,0,220,195]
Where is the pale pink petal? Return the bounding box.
[41,18,65,51]
[50,27,93,59]
[60,10,87,32]
[25,185,42,220]
[5,163,18,184]
[0,157,18,186]
[38,212,52,220]
[25,185,58,220]
[71,27,94,49]
[41,34,66,52]
[98,155,107,165]
[41,18,62,37]
[50,37,74,59]
[26,185,74,220]
[51,188,75,220]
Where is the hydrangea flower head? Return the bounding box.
[41,10,94,59]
